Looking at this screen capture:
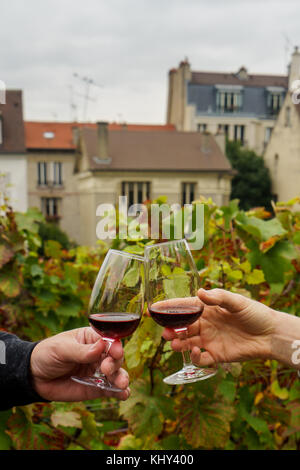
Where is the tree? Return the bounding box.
[226,140,273,210]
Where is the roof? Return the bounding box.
[25,121,176,150]
[191,71,288,88]
[80,128,232,173]
[0,90,26,154]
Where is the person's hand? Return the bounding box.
[162,288,276,366]
[30,327,130,402]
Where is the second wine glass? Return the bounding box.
[72,249,144,392]
[145,239,217,385]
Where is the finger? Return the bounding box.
[106,368,129,390]
[153,297,202,310]
[190,347,215,366]
[170,336,203,352]
[162,328,177,341]
[100,355,123,376]
[55,337,107,365]
[108,340,124,361]
[197,288,249,313]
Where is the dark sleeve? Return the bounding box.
[0,332,48,410]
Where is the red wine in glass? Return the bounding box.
[148,306,202,329]
[71,249,144,392]
[89,313,141,340]
[145,239,217,385]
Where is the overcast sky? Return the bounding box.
[1,0,300,124]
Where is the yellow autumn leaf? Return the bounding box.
[51,410,82,428]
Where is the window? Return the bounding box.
[182,183,196,205]
[264,127,273,143]
[121,182,150,206]
[41,197,61,220]
[216,91,242,112]
[268,93,282,115]
[197,123,207,132]
[218,124,229,137]
[38,162,47,186]
[234,125,245,144]
[43,131,55,139]
[53,162,63,186]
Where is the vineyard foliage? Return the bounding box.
[0,196,299,450]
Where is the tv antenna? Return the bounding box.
[72,73,103,121]
[282,32,292,73]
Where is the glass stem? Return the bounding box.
[175,328,193,369]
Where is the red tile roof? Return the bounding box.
[25,121,175,150]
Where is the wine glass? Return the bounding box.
[72,249,144,392]
[144,239,217,385]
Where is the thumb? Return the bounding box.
[198,288,249,313]
[57,338,106,365]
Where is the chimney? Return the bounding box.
[214,130,226,154]
[97,121,109,160]
[288,46,300,89]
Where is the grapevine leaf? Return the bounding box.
[0,272,20,297]
[179,399,235,448]
[270,380,289,400]
[51,410,82,428]
[236,213,287,242]
[6,408,65,450]
[56,298,82,317]
[0,244,14,268]
[123,267,139,288]
[246,269,265,285]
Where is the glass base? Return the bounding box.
[71,375,123,393]
[163,365,217,385]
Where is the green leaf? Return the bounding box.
[124,316,162,371]
[271,380,289,400]
[0,244,14,268]
[293,231,300,245]
[30,264,44,277]
[44,240,62,259]
[179,399,235,448]
[15,208,43,233]
[56,298,82,317]
[236,213,287,242]
[119,379,172,440]
[227,269,243,281]
[246,269,265,285]
[6,407,65,450]
[123,267,140,288]
[163,273,190,298]
[0,272,20,297]
[219,377,237,403]
[0,410,12,450]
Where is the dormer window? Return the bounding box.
[216,85,243,113]
[266,87,284,115]
[43,131,55,139]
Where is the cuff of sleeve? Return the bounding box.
[0,333,50,410]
